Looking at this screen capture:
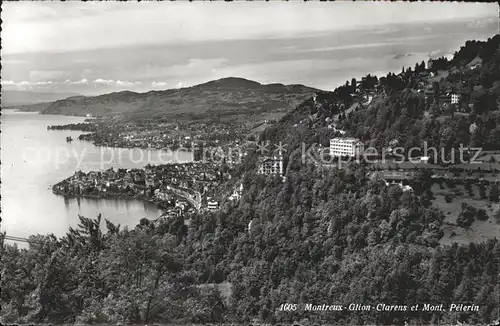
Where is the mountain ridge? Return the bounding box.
[40,77,320,118]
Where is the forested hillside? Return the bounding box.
[260,34,500,158]
[2,167,499,324]
[340,38,500,153]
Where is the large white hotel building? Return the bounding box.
[330,137,364,157]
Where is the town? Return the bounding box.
[52,162,247,219]
[49,117,257,150]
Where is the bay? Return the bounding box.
[0,110,192,244]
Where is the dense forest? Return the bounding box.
[2,166,500,324]
[2,36,500,325]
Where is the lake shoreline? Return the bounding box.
[2,111,185,242]
[52,186,172,210]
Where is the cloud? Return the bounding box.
[288,42,399,54]
[2,2,496,54]
[151,81,168,88]
[467,17,496,29]
[34,81,56,86]
[116,80,142,87]
[1,80,58,90]
[1,80,17,86]
[133,58,227,82]
[65,78,88,85]
[3,77,143,93]
[285,35,445,55]
[94,78,115,86]
[93,78,141,87]
[176,82,184,89]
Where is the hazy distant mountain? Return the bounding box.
[1,90,80,107]
[41,77,320,118]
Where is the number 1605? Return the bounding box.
[279,303,297,311]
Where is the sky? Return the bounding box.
[1,2,498,96]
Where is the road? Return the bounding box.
[168,186,202,211]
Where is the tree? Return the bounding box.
[414,62,420,73]
[488,184,499,202]
[464,183,474,197]
[457,202,476,227]
[479,184,487,199]
[476,209,489,221]
[433,81,440,98]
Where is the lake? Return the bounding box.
[1,110,192,245]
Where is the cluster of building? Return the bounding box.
[421,59,483,114]
[258,154,284,176]
[228,183,244,201]
[53,162,232,216]
[182,121,248,146]
[203,183,244,212]
[422,87,462,110]
[75,118,252,152]
[52,168,145,196]
[354,79,376,104]
[329,137,364,158]
[378,171,416,192]
[193,140,251,166]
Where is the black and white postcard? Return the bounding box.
[1,2,499,325]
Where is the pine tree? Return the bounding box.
[489,184,499,202]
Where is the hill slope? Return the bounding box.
[41,77,319,118]
[259,34,500,153]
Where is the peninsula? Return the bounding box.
[52,163,227,218]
